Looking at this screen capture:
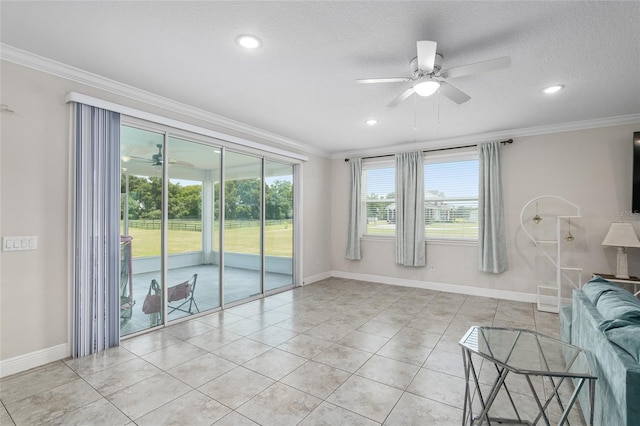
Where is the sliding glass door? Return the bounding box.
[166,137,221,321]
[264,160,294,292]
[120,126,165,336]
[223,151,263,304]
[119,121,297,337]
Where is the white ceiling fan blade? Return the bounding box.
[439,82,471,105]
[442,56,511,79]
[417,40,438,73]
[387,87,415,108]
[356,77,411,84]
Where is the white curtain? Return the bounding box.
[346,158,362,260]
[478,142,508,273]
[72,103,121,358]
[395,151,425,266]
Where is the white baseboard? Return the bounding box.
[303,271,332,286]
[0,343,69,378]
[331,270,538,304]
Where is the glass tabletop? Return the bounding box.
[459,326,595,379]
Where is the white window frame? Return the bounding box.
[361,149,479,244]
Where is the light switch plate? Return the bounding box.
[2,236,37,251]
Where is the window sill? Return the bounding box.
[361,235,394,242]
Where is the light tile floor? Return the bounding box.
[0,278,587,425]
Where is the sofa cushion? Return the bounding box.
[596,290,640,324]
[599,318,638,332]
[605,324,640,363]
[582,276,626,305]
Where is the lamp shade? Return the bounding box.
[414,79,440,97]
[602,222,640,248]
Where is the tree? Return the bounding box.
[224,180,238,219]
[266,180,293,219]
[233,178,261,220]
[121,174,204,221]
[180,185,202,218]
[121,174,159,220]
[122,174,296,223]
[139,177,162,219]
[167,181,202,219]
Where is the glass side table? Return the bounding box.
[459,326,596,426]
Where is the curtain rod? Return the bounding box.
[344,139,513,162]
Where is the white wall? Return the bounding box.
[0,60,332,371]
[301,154,333,282]
[1,62,71,365]
[331,124,640,299]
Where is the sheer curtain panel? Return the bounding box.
[395,151,425,266]
[478,142,508,273]
[72,103,121,357]
[346,158,362,260]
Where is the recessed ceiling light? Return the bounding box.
[542,85,564,94]
[236,34,262,49]
[365,119,378,126]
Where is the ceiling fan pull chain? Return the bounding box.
[413,93,418,141]
[437,91,441,126]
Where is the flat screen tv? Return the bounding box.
[634,132,640,214]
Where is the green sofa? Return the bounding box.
[560,276,640,426]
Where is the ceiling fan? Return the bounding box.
[357,40,511,107]
[124,144,194,168]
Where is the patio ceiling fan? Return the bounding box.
[356,40,511,107]
[124,144,194,168]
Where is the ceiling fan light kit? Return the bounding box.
[357,40,511,107]
[413,78,440,97]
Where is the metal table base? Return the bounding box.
[460,327,596,426]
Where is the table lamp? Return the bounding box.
[602,222,640,279]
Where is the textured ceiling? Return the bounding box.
[1,1,639,156]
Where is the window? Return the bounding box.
[362,151,479,240]
[362,160,396,235]
[424,152,478,240]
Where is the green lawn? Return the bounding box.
[123,220,292,258]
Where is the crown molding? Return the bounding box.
[2,44,636,162]
[332,113,640,160]
[0,44,330,158]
